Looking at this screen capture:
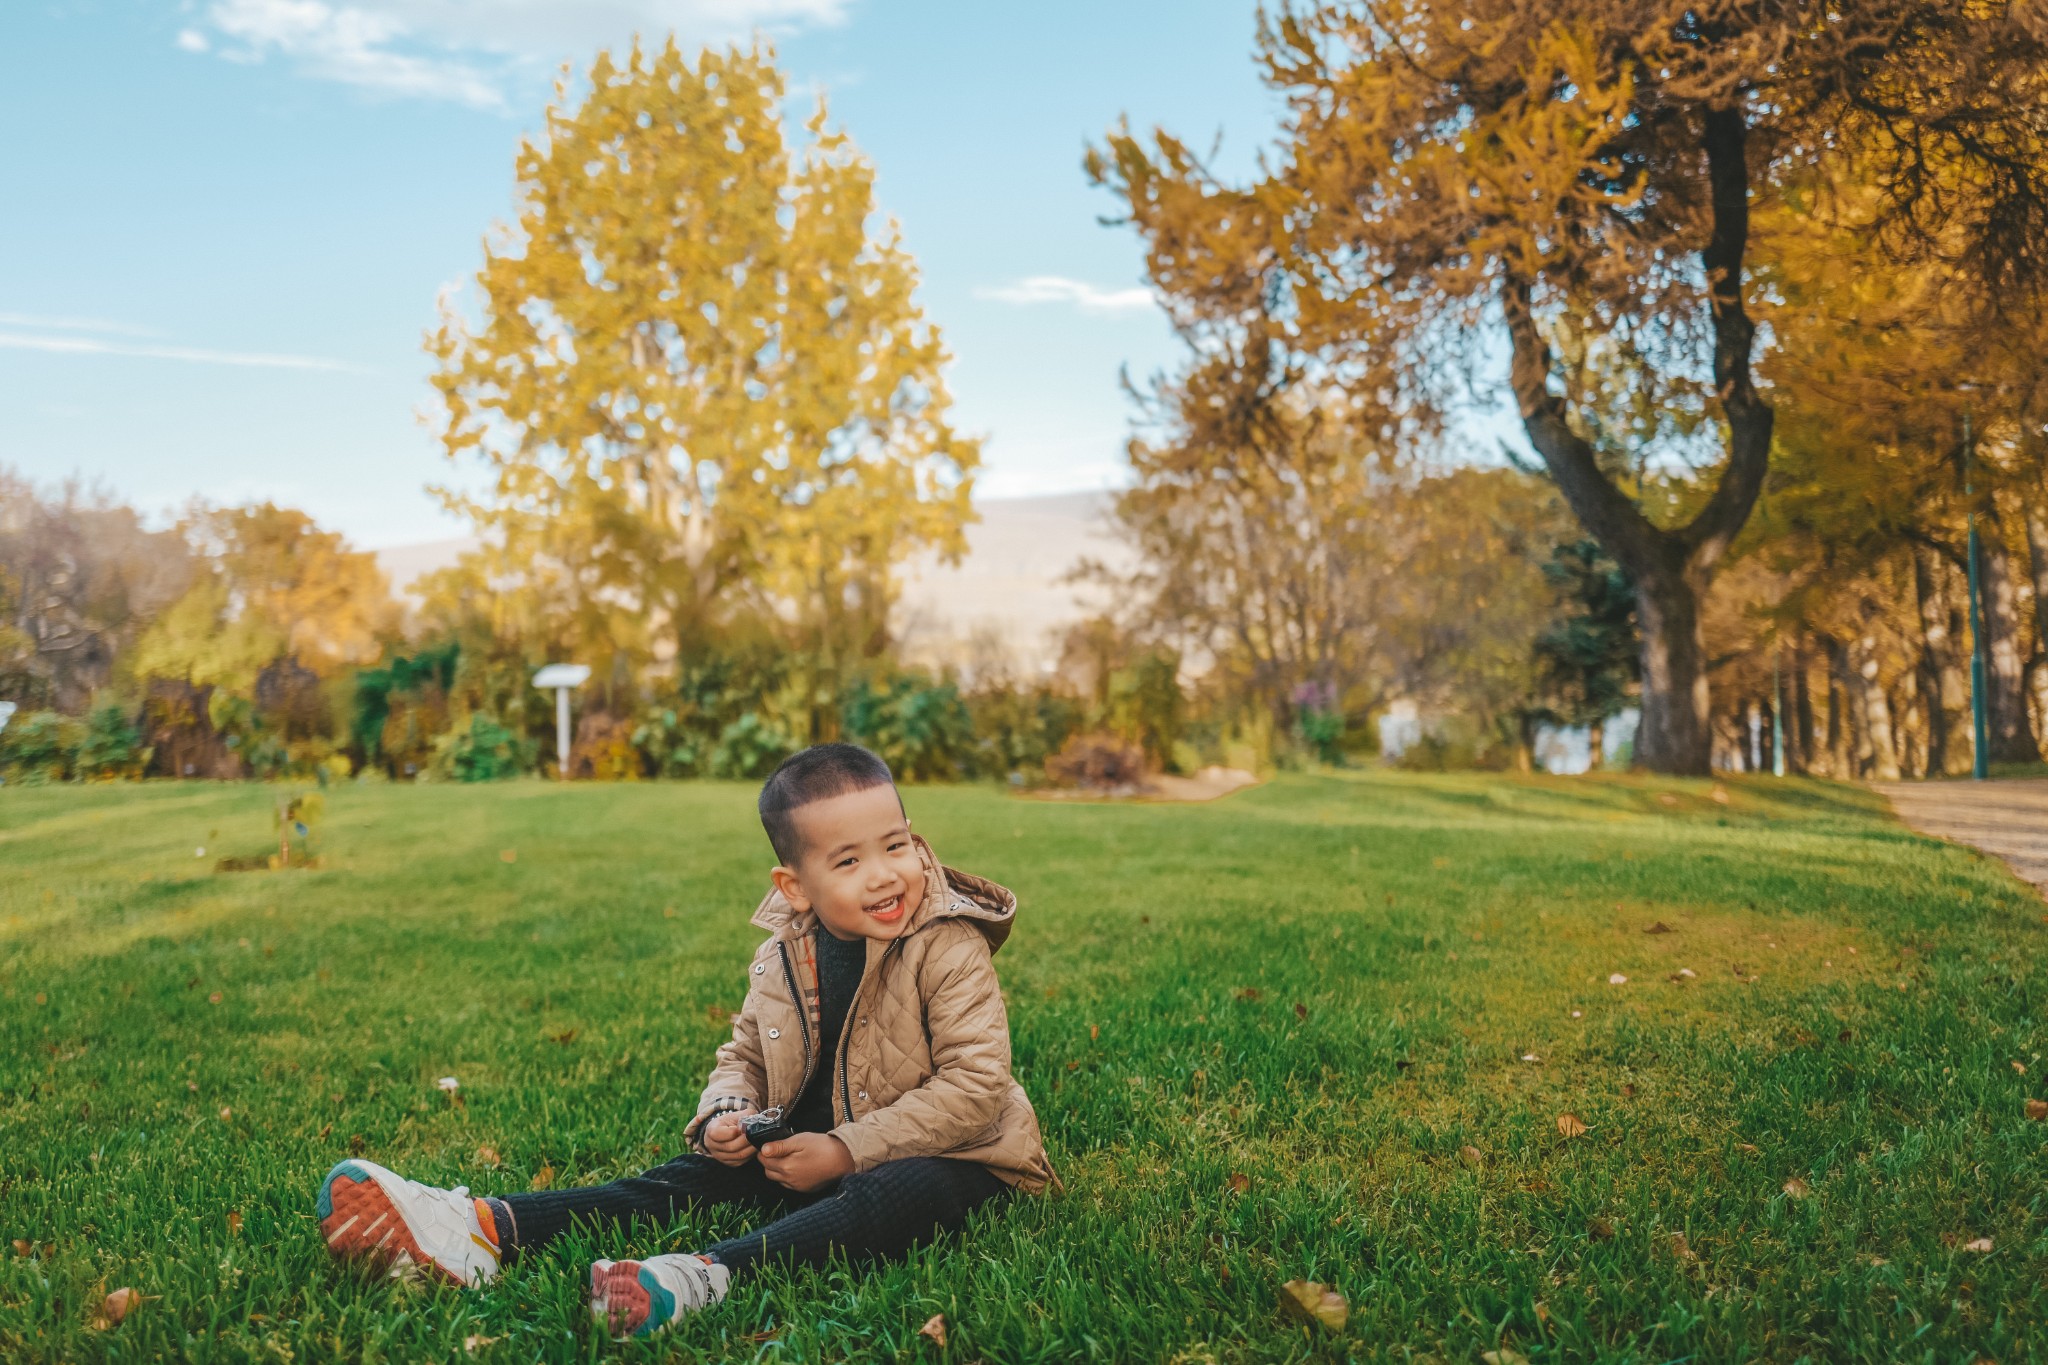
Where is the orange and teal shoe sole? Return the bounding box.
[318,1160,464,1287]
[592,1260,673,1339]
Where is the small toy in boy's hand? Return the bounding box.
[739,1108,794,1149]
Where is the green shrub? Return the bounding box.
[708,713,795,779]
[631,706,706,778]
[966,681,1083,779]
[840,672,975,782]
[435,713,536,782]
[76,700,148,779]
[0,709,85,784]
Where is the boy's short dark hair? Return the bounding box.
[758,743,897,866]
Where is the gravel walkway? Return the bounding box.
[1872,779,2048,898]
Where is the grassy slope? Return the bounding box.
[1,773,2044,1363]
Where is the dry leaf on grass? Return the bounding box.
[226,1211,243,1235]
[1234,987,1262,1002]
[919,1313,948,1349]
[1089,1024,1099,1040]
[1643,921,1674,935]
[1294,1002,1309,1020]
[464,1335,501,1353]
[498,849,517,864]
[529,1164,554,1191]
[1668,1232,1696,1261]
[1459,1145,1483,1167]
[1587,1215,1616,1240]
[1782,1177,1811,1199]
[551,1029,577,1045]
[1608,974,1628,985]
[10,1240,31,1257]
[1225,1172,1250,1195]
[2026,1099,2048,1120]
[1279,1279,1348,1331]
[1482,1349,1531,1365]
[218,1107,233,1121]
[1556,1113,1588,1139]
[1962,1237,1993,1253]
[103,1288,141,1325]
[2011,1061,2027,1075]
[475,1145,502,1167]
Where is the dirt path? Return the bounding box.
[1872,779,2048,898]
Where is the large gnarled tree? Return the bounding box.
[1094,1,2048,772]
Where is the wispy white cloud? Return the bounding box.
[0,311,161,338]
[200,0,505,109]
[975,276,1157,316]
[179,0,855,109]
[0,331,364,373]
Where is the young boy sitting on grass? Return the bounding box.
[314,743,1051,1338]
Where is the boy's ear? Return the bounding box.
[771,864,809,911]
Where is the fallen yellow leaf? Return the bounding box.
[2026,1099,2048,1121]
[530,1164,554,1191]
[1225,1172,1250,1195]
[919,1312,947,1349]
[1783,1177,1811,1199]
[103,1288,140,1325]
[1279,1279,1349,1331]
[1482,1350,1531,1365]
[1458,1145,1483,1167]
[1557,1113,1588,1139]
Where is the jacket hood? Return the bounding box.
[750,833,1018,953]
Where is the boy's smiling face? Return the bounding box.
[770,783,924,942]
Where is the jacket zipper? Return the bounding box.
[836,940,899,1124]
[775,940,816,1104]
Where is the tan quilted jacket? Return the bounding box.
[684,836,1052,1194]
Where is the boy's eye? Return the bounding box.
[836,856,856,869]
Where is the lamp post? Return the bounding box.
[531,664,591,780]
[1963,410,1990,781]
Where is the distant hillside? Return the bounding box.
[371,491,1132,672]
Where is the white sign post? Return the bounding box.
[531,664,591,779]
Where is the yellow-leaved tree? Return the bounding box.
[427,40,978,723]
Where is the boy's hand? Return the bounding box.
[702,1108,759,1167]
[759,1133,855,1192]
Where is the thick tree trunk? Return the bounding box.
[1791,636,1816,774]
[1633,567,1714,775]
[1848,632,1903,780]
[1913,545,1968,776]
[2028,507,2048,747]
[1977,525,2042,765]
[1821,635,1865,777]
[2027,506,2048,654]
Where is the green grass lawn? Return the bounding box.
[3,772,2046,1363]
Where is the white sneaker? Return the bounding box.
[590,1253,731,1338]
[317,1158,502,1287]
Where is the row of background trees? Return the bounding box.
[8,8,2048,783]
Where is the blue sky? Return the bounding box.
[1,0,1287,548]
